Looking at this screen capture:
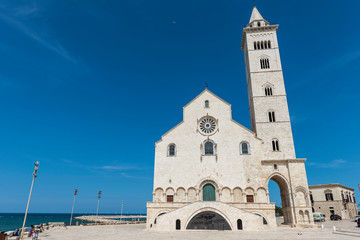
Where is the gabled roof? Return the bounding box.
[183,88,231,109]
[156,89,263,145]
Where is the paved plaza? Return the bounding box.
[36,221,360,240]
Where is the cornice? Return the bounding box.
[261,158,306,164]
[309,183,355,191]
[241,25,279,50]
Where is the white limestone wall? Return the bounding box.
[151,202,275,231]
[153,90,266,198]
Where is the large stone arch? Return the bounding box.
[185,207,233,230]
[266,173,292,224]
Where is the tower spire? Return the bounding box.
[249,6,264,23]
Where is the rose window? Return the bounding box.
[199,118,217,134]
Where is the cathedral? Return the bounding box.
[146,6,314,231]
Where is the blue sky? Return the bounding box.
[0,0,359,214]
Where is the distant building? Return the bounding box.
[147,6,315,231]
[309,184,358,220]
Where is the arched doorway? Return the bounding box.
[268,174,292,224]
[203,184,215,201]
[186,211,231,230]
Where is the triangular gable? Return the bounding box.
[156,89,263,144]
[183,88,231,109]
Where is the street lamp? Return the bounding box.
[96,190,102,219]
[69,188,78,226]
[20,161,39,239]
[120,200,124,224]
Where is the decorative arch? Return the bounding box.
[299,210,304,223]
[176,187,186,202]
[245,187,255,203]
[305,210,310,224]
[187,187,197,202]
[256,187,267,203]
[294,186,308,207]
[166,187,175,202]
[221,187,231,202]
[233,187,243,202]
[154,188,164,202]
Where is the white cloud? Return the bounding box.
[308,159,359,169]
[0,6,78,64]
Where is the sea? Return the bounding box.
[0,213,145,232]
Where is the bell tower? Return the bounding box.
[241,6,296,160]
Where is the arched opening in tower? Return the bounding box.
[268,175,292,225]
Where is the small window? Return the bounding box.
[274,164,277,170]
[246,195,254,203]
[167,195,174,202]
[265,87,273,96]
[205,100,209,108]
[176,219,181,230]
[254,42,257,50]
[257,42,260,50]
[268,111,276,122]
[204,141,214,155]
[272,139,279,151]
[240,142,250,155]
[237,219,243,230]
[260,58,270,69]
[257,22,261,27]
[268,40,271,48]
[325,193,334,201]
[168,144,176,157]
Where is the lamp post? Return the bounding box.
[69,188,78,226]
[96,190,102,221]
[20,161,39,239]
[120,200,124,224]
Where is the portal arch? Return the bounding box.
[186,210,232,230]
[267,173,292,224]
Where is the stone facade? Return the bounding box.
[147,6,315,231]
[309,184,358,220]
